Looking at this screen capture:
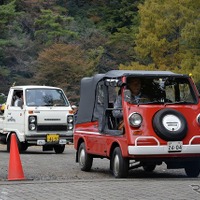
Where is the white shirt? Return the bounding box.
[14,98,22,106]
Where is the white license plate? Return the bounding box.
[168,141,183,152]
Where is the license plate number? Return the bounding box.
[168,141,182,152]
[47,134,59,143]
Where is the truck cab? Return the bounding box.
[0,85,74,153]
[74,70,200,177]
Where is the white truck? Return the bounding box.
[0,85,74,153]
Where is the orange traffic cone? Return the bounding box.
[7,133,25,181]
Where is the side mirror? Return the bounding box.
[124,89,132,103]
[71,105,78,114]
[72,105,77,110]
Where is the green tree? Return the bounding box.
[0,0,35,93]
[0,1,18,52]
[101,0,144,68]
[34,8,77,45]
[67,0,144,71]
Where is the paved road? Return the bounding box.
[1,178,200,200]
[1,144,200,200]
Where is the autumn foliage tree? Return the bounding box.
[36,43,94,104]
[122,0,200,84]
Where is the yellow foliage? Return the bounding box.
[133,0,200,86]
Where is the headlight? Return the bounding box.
[67,124,73,130]
[67,115,74,123]
[196,114,200,125]
[29,123,36,131]
[129,112,143,127]
[28,116,37,131]
[29,116,36,123]
[67,115,74,130]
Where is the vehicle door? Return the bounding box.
[4,89,25,134]
[88,80,107,156]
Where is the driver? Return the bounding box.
[112,77,149,119]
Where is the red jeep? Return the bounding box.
[74,70,200,178]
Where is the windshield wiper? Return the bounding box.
[144,101,164,105]
[164,101,194,105]
[53,104,66,106]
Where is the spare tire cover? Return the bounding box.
[153,109,187,141]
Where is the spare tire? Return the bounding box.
[153,109,187,141]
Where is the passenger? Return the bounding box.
[14,92,23,107]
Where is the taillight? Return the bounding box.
[29,116,37,131]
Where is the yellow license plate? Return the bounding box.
[46,134,59,143]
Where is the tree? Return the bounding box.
[35,43,94,104]
[0,1,35,93]
[0,1,18,49]
[100,0,144,68]
[133,0,200,80]
[34,8,77,45]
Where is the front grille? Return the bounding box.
[37,125,67,131]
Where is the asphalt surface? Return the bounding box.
[1,144,200,200]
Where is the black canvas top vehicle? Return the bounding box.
[74,70,200,178]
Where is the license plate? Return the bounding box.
[46,134,59,143]
[168,141,183,152]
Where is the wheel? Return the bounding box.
[111,147,129,178]
[54,145,65,154]
[7,138,11,152]
[143,164,156,172]
[6,134,22,153]
[78,142,93,171]
[21,142,28,152]
[185,161,200,177]
[153,108,187,141]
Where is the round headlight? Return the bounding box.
[129,112,143,127]
[67,124,73,130]
[29,123,36,131]
[67,116,74,123]
[29,116,36,123]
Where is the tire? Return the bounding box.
[185,161,200,177]
[78,142,93,171]
[153,109,187,141]
[21,142,28,152]
[6,134,22,153]
[143,164,156,172]
[111,147,129,178]
[7,138,11,152]
[54,145,65,154]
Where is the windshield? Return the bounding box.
[25,88,69,106]
[124,77,198,105]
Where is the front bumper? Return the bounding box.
[128,144,200,155]
[128,136,200,156]
[25,132,73,145]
